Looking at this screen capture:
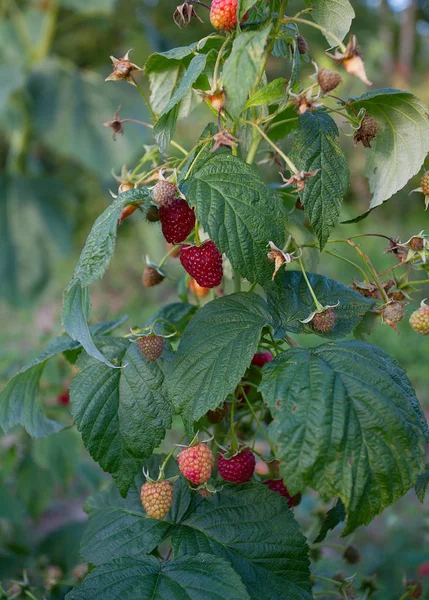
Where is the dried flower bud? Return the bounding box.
[267,241,301,280]
[326,35,372,86]
[317,69,342,94]
[105,49,142,85]
[280,169,319,193]
[297,34,308,55]
[354,114,378,148]
[173,1,203,26]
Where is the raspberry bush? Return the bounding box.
[1,1,429,598]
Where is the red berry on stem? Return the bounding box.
[177,443,215,485]
[180,241,223,288]
[251,352,274,368]
[218,449,255,483]
[159,198,195,243]
[58,391,70,405]
[263,479,302,508]
[210,0,237,30]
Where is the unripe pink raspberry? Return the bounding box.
[210,0,237,30]
[177,443,215,485]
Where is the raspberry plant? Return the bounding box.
[1,1,429,598]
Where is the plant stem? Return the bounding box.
[212,36,230,90]
[325,250,370,283]
[283,17,347,52]
[405,279,429,286]
[194,221,201,246]
[241,388,276,455]
[283,333,300,347]
[131,76,157,121]
[230,396,238,453]
[346,239,389,303]
[298,257,323,311]
[160,433,187,477]
[312,575,342,588]
[158,245,180,269]
[243,120,298,173]
[33,0,59,63]
[248,281,258,292]
[398,593,411,600]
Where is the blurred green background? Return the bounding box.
[0,0,428,598]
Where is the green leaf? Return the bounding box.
[415,465,429,503]
[145,302,197,335]
[313,499,346,543]
[16,457,55,519]
[238,0,256,19]
[0,316,126,437]
[172,483,312,599]
[177,123,218,182]
[29,60,149,175]
[260,341,427,534]
[304,0,355,45]
[66,554,250,600]
[169,293,270,428]
[223,25,272,119]
[244,78,287,109]
[349,89,429,209]
[82,460,190,565]
[60,0,114,13]
[153,54,207,152]
[71,339,173,496]
[268,105,299,142]
[33,428,81,487]
[70,188,152,288]
[265,271,373,339]
[291,112,349,248]
[0,65,25,111]
[181,153,286,284]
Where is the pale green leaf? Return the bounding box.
[260,341,427,534]
[71,339,173,496]
[349,89,429,209]
[291,111,349,248]
[304,0,355,45]
[223,25,272,119]
[168,293,271,428]
[238,0,256,19]
[244,78,287,109]
[66,554,250,600]
[181,153,286,284]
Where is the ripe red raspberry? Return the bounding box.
[381,301,405,331]
[417,562,429,577]
[210,0,237,30]
[177,442,215,485]
[140,480,173,519]
[317,69,342,94]
[152,180,177,206]
[159,198,195,243]
[409,300,429,335]
[218,449,255,483]
[207,404,228,424]
[58,391,70,405]
[138,335,164,361]
[142,266,164,287]
[312,308,337,332]
[180,241,223,288]
[262,479,302,508]
[251,351,274,368]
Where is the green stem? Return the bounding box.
[160,433,187,478]
[325,250,371,283]
[212,36,230,90]
[405,279,429,287]
[158,245,180,269]
[346,239,389,303]
[230,396,238,453]
[243,120,298,173]
[398,593,411,600]
[241,388,276,455]
[283,17,347,52]
[298,257,323,311]
[312,575,342,588]
[283,333,300,348]
[194,221,201,246]
[131,76,157,121]
[32,0,59,64]
[248,282,258,292]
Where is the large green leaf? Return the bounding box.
[154,54,207,152]
[349,89,429,209]
[260,341,428,534]
[0,317,126,437]
[66,554,250,600]
[180,154,286,284]
[291,112,349,248]
[33,428,81,487]
[244,78,287,110]
[223,25,272,119]
[29,60,148,175]
[265,271,373,339]
[304,0,355,45]
[71,339,173,496]
[168,293,271,428]
[172,483,312,600]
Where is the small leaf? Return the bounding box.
[415,464,429,503]
[265,271,373,339]
[244,78,287,109]
[181,153,286,284]
[33,428,81,487]
[177,123,218,182]
[172,483,312,599]
[304,0,355,45]
[0,316,126,437]
[66,554,250,600]
[71,339,173,496]
[153,105,179,153]
[291,111,349,248]
[238,0,256,19]
[348,89,429,209]
[260,341,427,534]
[144,302,197,335]
[168,293,271,428]
[223,25,272,119]
[313,499,346,543]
